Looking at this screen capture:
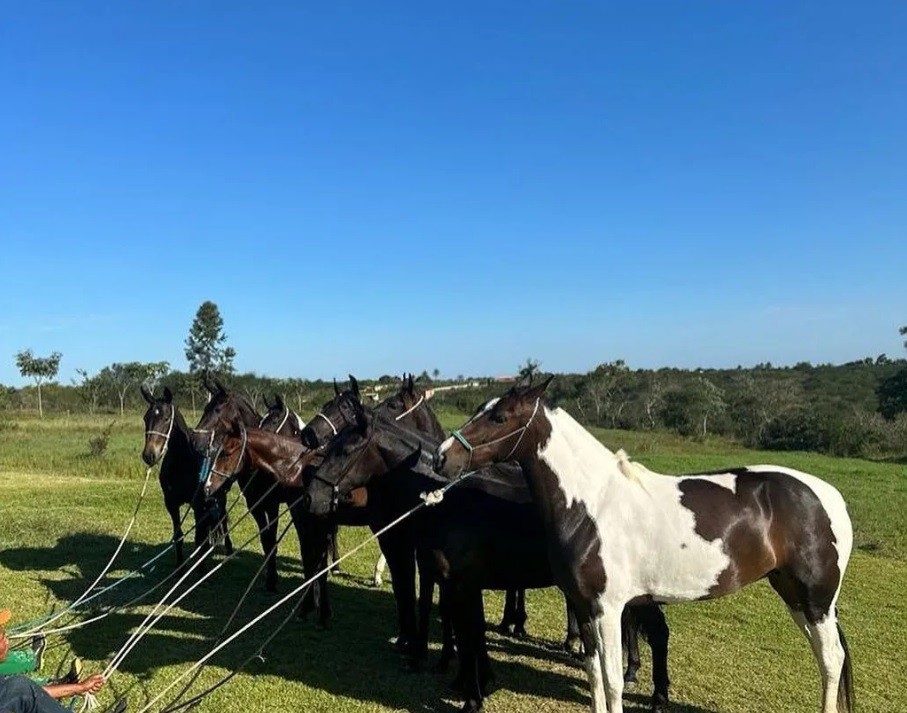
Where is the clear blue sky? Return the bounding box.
[2,2,905,386]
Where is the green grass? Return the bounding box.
[1,412,906,712]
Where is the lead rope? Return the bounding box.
[102,467,277,680]
[12,466,155,640]
[135,472,476,713]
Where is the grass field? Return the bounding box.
[1,410,905,712]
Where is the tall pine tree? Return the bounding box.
[184,301,236,382]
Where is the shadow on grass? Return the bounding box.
[1,533,719,713]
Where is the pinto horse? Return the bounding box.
[140,385,233,564]
[303,406,671,712]
[433,378,854,713]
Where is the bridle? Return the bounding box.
[310,396,358,443]
[449,398,541,471]
[394,394,425,421]
[206,425,249,495]
[145,405,177,461]
[307,427,375,514]
[260,405,292,435]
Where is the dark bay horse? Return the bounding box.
[434,378,854,713]
[140,385,233,564]
[303,407,671,712]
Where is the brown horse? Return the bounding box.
[433,378,854,713]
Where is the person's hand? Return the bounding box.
[79,674,106,695]
[0,632,9,663]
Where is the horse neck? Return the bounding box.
[165,408,196,463]
[247,432,307,488]
[514,407,626,530]
[413,403,446,441]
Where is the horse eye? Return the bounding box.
[490,412,506,424]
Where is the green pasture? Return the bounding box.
[0,411,905,712]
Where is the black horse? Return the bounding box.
[302,405,671,712]
[140,385,233,564]
[191,380,330,620]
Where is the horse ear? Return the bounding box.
[407,373,415,393]
[214,378,227,394]
[140,384,155,404]
[333,378,340,396]
[527,375,554,399]
[355,408,370,433]
[275,393,284,408]
[515,373,533,391]
[349,374,360,399]
[163,386,173,404]
[204,376,218,394]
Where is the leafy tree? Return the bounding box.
[100,361,168,415]
[581,360,635,427]
[518,358,541,380]
[184,301,236,382]
[73,368,105,415]
[15,349,62,417]
[432,368,441,381]
[877,368,907,420]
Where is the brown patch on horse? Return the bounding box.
[678,469,840,608]
[347,486,368,507]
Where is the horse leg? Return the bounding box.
[414,547,435,670]
[249,504,279,593]
[166,499,184,565]
[329,520,342,574]
[473,590,494,695]
[622,606,641,687]
[373,553,388,588]
[768,570,852,713]
[564,598,583,658]
[578,616,607,713]
[218,492,234,555]
[635,605,670,712]
[295,506,332,624]
[512,589,527,639]
[436,581,456,673]
[498,590,517,635]
[379,532,417,658]
[450,584,484,712]
[595,604,626,713]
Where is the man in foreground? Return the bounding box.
[0,609,124,713]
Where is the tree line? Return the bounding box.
[6,304,907,459]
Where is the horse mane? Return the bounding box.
[615,449,648,485]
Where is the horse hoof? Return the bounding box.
[513,625,528,639]
[392,637,411,655]
[461,700,482,713]
[650,693,670,713]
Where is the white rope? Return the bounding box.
[314,411,338,436]
[134,475,474,713]
[104,470,284,677]
[13,467,155,639]
[394,395,425,421]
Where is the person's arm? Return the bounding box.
[43,674,105,700]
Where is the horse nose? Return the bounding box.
[142,450,155,466]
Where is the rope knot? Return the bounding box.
[420,489,445,506]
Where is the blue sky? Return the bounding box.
[2,2,905,386]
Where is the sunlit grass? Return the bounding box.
[1,412,905,712]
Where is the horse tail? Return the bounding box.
[836,618,855,713]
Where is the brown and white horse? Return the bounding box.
[433,378,854,713]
